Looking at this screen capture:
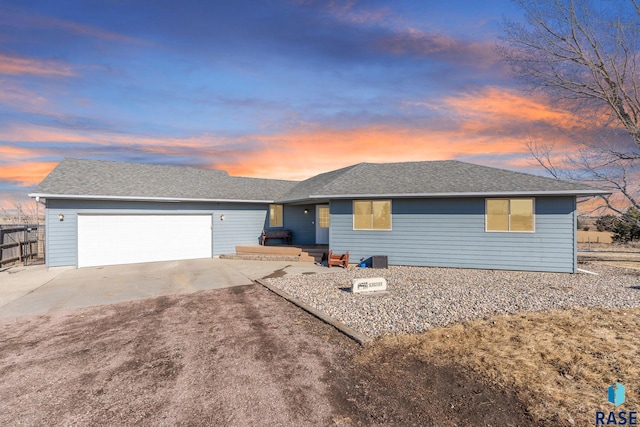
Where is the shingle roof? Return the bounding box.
[31,158,608,203]
[32,158,297,202]
[276,160,608,202]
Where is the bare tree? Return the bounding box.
[527,138,640,216]
[499,0,640,220]
[499,0,640,146]
[1,201,43,225]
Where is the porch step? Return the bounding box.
[236,245,302,256]
[232,245,327,263]
[299,254,316,262]
[220,254,304,262]
[304,248,326,263]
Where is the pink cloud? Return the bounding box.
[408,87,590,150]
[0,8,148,46]
[0,54,76,77]
[35,17,146,45]
[0,124,231,148]
[322,1,393,26]
[210,124,533,180]
[1,86,597,188]
[0,161,57,186]
[0,125,91,144]
[0,79,51,113]
[292,0,406,43]
[210,88,598,179]
[375,28,497,66]
[437,88,579,128]
[0,145,38,161]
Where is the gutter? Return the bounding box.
[276,189,611,203]
[30,189,610,205]
[28,193,275,204]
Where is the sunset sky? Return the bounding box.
[0,0,603,209]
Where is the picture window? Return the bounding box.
[353,200,391,230]
[486,198,534,232]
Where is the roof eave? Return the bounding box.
[28,193,275,204]
[275,196,326,204]
[278,190,610,202]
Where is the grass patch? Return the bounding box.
[363,308,640,425]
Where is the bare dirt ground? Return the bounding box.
[0,283,536,426]
[4,249,637,426]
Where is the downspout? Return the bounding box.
[573,197,578,273]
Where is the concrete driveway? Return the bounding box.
[0,258,330,318]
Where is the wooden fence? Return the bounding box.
[0,224,42,268]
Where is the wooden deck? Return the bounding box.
[232,244,328,263]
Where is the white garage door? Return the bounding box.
[78,214,212,267]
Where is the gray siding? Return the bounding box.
[262,204,316,245]
[213,207,266,254]
[46,201,79,267]
[330,197,577,273]
[46,196,578,272]
[45,199,267,267]
[281,204,316,244]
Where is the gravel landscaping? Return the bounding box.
[265,263,640,337]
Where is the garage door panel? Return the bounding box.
[78,214,212,267]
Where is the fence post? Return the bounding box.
[23,227,28,266]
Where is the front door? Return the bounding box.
[315,205,329,244]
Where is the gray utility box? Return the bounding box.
[366,255,388,269]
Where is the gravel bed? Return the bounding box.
[264,264,640,337]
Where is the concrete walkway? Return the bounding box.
[0,258,332,319]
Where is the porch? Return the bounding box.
[221,244,328,263]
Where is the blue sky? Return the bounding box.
[1,0,593,209]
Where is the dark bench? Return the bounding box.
[261,229,292,245]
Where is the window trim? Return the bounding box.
[269,204,283,228]
[353,200,392,231]
[485,198,535,233]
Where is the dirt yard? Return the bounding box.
[0,284,536,426]
[3,249,639,426]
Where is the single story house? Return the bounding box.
[30,158,608,273]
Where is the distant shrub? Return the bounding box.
[595,214,618,232]
[583,226,590,231]
[612,208,640,243]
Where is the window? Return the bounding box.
[486,198,534,232]
[269,204,283,227]
[318,206,330,228]
[353,200,391,230]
